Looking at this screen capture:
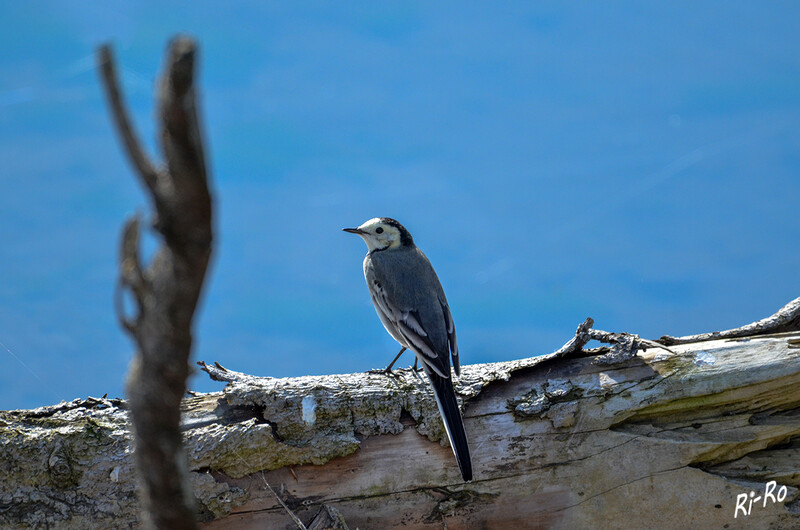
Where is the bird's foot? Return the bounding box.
[366,367,401,378]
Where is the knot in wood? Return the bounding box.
[48,443,74,487]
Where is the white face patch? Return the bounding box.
[356,218,401,251]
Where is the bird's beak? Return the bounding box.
[343,227,363,235]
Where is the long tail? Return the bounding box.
[424,367,472,482]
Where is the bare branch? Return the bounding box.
[152,37,213,254]
[97,45,161,193]
[98,38,214,529]
[114,280,137,336]
[553,316,673,365]
[114,216,146,335]
[659,296,800,345]
[554,297,800,364]
[553,317,595,358]
[159,38,208,192]
[119,215,146,296]
[197,360,274,385]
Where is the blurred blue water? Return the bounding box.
[1,2,798,409]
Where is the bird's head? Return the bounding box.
[343,217,414,252]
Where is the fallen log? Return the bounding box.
[2,302,800,529]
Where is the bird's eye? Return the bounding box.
[376,227,384,234]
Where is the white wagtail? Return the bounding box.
[344,217,472,482]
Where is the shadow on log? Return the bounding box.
[1,299,800,528]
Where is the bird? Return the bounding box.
[343,217,472,482]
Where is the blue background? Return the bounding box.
[1,2,798,409]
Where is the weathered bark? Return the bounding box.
[1,322,799,528]
[97,36,213,529]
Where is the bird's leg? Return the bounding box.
[411,357,423,380]
[367,347,406,377]
[385,347,407,372]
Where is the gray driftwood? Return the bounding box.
[2,299,800,529]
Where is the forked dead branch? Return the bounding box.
[98,37,213,529]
